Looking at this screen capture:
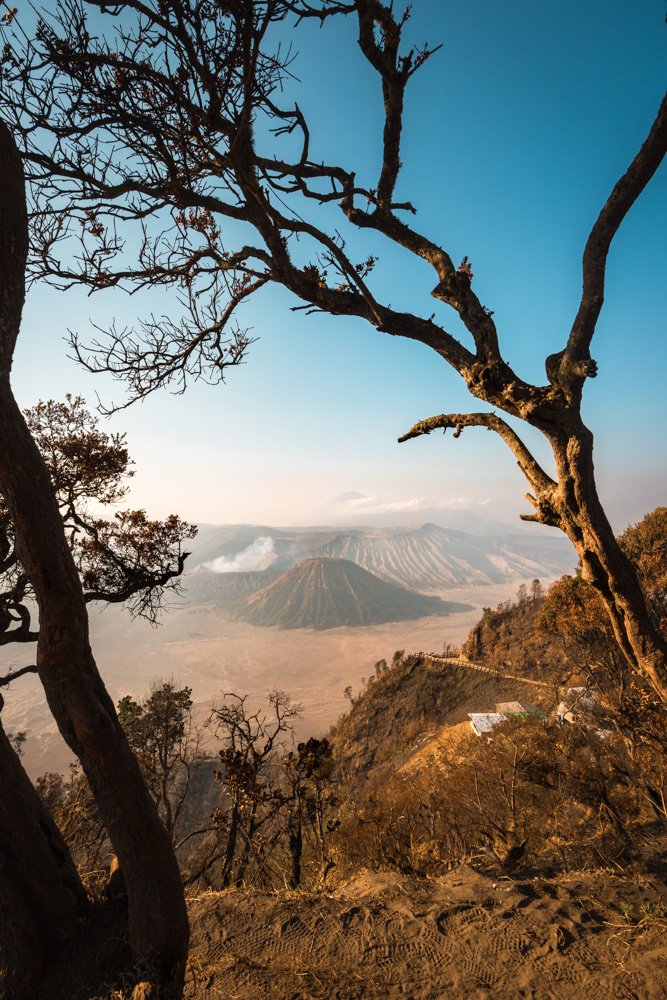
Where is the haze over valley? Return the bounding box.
[3,521,576,776]
[191,521,573,591]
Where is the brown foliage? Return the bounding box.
[463,583,568,683]
[0,395,196,652]
[168,691,341,894]
[117,681,204,843]
[619,507,667,633]
[540,573,632,699]
[34,767,110,898]
[334,716,666,878]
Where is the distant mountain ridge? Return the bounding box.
[188,522,575,594]
[231,558,471,630]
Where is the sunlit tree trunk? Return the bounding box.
[550,421,667,699]
[0,122,188,996]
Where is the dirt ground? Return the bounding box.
[183,866,667,999]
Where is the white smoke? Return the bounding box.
[204,536,274,573]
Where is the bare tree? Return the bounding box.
[213,690,300,887]
[187,691,300,889]
[282,736,338,888]
[0,124,190,997]
[1,0,665,700]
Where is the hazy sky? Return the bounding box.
[11,0,666,534]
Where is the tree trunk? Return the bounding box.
[0,720,89,999]
[289,816,302,889]
[0,124,188,993]
[551,421,667,700]
[221,801,241,888]
[235,819,262,888]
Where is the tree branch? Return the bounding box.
[398,411,555,495]
[83,550,190,614]
[0,664,38,689]
[565,92,667,376]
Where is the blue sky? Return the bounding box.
[11,0,666,533]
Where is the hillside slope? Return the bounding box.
[180,869,667,1000]
[331,654,551,784]
[185,565,280,606]
[233,558,471,629]
[44,868,667,999]
[462,592,577,684]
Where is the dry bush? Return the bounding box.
[333,714,666,878]
[35,766,111,896]
[183,693,341,893]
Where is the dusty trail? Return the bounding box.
[425,653,553,689]
[183,867,666,999]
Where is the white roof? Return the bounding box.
[469,712,506,735]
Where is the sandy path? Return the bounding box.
[184,866,667,999]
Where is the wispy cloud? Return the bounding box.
[331,492,490,514]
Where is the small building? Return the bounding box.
[469,712,507,737]
[496,701,546,721]
[496,701,527,717]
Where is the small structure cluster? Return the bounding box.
[468,712,506,736]
[468,701,544,737]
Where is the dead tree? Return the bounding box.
[211,691,300,888]
[1,0,665,697]
[0,123,190,997]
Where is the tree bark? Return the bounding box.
[221,801,241,888]
[549,420,667,700]
[289,816,303,889]
[0,124,189,993]
[401,401,667,700]
[0,720,89,998]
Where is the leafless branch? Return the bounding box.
[398,410,555,496]
[0,664,38,689]
[564,93,667,387]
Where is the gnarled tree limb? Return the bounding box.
[562,92,667,390]
[398,411,555,496]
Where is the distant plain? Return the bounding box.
[3,578,537,777]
